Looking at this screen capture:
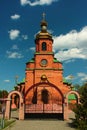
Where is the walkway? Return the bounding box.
[5,111,76,130]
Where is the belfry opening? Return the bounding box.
[5,15,80,120]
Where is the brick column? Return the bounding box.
[63,98,68,120]
[5,99,11,119]
[19,99,24,120]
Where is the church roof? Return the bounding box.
[17,78,25,85]
[29,58,35,63]
[36,32,52,40]
[53,58,62,63]
[63,78,71,85]
[26,58,35,64]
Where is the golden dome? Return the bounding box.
[35,13,53,40]
[36,31,52,39]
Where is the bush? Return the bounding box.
[73,83,87,130]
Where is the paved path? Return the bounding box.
[5,112,76,130]
[5,119,76,130]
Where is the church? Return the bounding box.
[5,15,80,120]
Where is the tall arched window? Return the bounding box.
[41,89,49,104]
[42,42,47,51]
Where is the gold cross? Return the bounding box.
[42,13,46,20]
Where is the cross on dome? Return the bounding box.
[42,13,46,21]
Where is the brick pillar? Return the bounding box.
[5,100,11,119]
[19,100,24,120]
[63,98,68,120]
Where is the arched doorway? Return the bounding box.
[5,91,24,120]
[25,82,64,119]
[41,89,49,104]
[64,91,80,120]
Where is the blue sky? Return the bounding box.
[0,0,87,91]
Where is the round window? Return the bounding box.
[40,59,48,66]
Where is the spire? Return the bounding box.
[41,13,47,32]
[35,13,53,41]
[42,13,46,21]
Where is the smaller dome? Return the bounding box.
[40,19,47,32]
[41,74,47,81]
[40,20,47,27]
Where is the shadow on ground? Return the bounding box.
[25,113,64,120]
[67,118,77,129]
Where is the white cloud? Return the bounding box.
[8,30,20,40]
[30,47,35,51]
[6,51,23,59]
[55,48,87,61]
[20,0,28,5]
[65,75,74,80]
[20,0,58,6]
[48,29,53,34]
[11,45,19,50]
[11,14,20,20]
[4,79,10,83]
[77,72,87,81]
[22,35,28,40]
[53,26,87,62]
[8,29,28,41]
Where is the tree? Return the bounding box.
[73,84,80,91]
[2,90,8,98]
[74,83,87,130]
[0,90,8,98]
[0,90,8,111]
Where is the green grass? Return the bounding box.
[0,118,16,129]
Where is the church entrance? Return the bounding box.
[25,82,64,119]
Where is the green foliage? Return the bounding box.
[73,83,87,130]
[0,90,8,98]
[73,84,80,91]
[3,119,16,129]
[0,103,2,111]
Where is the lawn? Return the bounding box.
[0,118,16,129]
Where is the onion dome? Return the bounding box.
[35,13,52,40]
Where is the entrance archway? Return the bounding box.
[25,82,64,119]
[64,90,80,120]
[25,82,64,100]
[5,91,24,120]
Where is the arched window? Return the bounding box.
[42,42,47,51]
[41,89,49,104]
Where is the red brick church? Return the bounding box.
[5,15,80,120]
[24,16,71,112]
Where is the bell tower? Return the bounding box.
[35,13,53,53]
[34,13,54,69]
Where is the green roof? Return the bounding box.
[29,58,35,63]
[68,94,77,100]
[26,58,35,64]
[17,78,25,85]
[53,58,60,63]
[21,78,25,83]
[63,78,67,83]
[35,52,40,54]
[63,78,71,85]
[35,52,54,55]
